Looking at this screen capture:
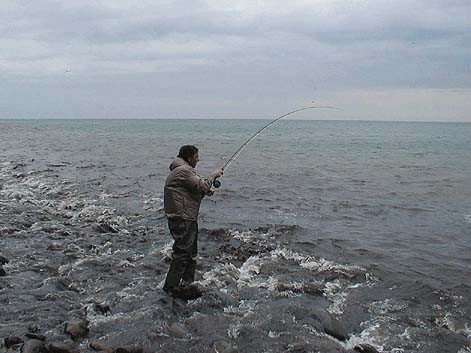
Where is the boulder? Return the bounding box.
[0,267,6,276]
[0,255,9,265]
[168,323,187,338]
[25,333,46,341]
[88,339,114,353]
[64,321,89,340]
[213,340,238,353]
[21,339,47,353]
[46,342,79,353]
[354,343,380,353]
[95,303,111,315]
[311,309,349,341]
[115,346,143,353]
[4,336,24,349]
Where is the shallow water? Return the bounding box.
[1,119,470,352]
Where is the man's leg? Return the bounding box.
[163,218,196,291]
[181,221,198,285]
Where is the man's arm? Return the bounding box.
[181,168,223,195]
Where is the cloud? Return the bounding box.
[0,0,469,119]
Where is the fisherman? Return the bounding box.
[163,145,223,299]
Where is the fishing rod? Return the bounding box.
[213,105,340,188]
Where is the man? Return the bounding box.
[163,145,223,298]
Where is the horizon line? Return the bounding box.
[1,117,470,123]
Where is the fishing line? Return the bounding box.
[213,105,341,188]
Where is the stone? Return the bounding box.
[4,336,24,349]
[208,228,227,238]
[311,309,349,341]
[213,340,238,353]
[46,342,79,353]
[168,323,187,338]
[89,339,114,353]
[21,339,47,353]
[302,283,324,296]
[95,303,111,315]
[64,321,89,340]
[0,266,6,276]
[354,343,380,353]
[27,324,40,333]
[0,255,9,265]
[115,346,143,353]
[25,333,46,341]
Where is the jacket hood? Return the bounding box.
[169,157,189,171]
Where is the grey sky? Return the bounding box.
[1,0,470,121]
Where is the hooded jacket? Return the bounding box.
[164,157,214,221]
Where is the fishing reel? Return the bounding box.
[213,178,221,188]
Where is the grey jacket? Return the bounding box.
[164,157,214,221]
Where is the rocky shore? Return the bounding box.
[1,217,380,353]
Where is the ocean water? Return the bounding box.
[1,119,470,352]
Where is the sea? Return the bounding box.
[1,119,470,353]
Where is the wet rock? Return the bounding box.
[4,336,24,349]
[311,309,349,341]
[21,339,47,353]
[27,324,40,333]
[95,303,111,315]
[0,266,6,276]
[46,342,79,353]
[229,238,242,249]
[64,321,89,340]
[0,255,9,265]
[284,340,309,352]
[25,333,46,341]
[208,228,227,238]
[168,323,187,338]
[89,339,114,353]
[115,346,143,353]
[354,343,379,353]
[213,340,238,353]
[302,283,324,296]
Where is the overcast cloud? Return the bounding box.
[1,0,470,121]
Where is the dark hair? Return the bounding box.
[178,145,198,162]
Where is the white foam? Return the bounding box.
[341,321,385,352]
[143,197,164,211]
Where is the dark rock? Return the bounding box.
[25,333,46,341]
[89,339,114,353]
[95,303,111,315]
[0,266,6,276]
[311,309,349,341]
[229,238,242,249]
[46,342,79,353]
[21,339,47,353]
[284,340,309,352]
[354,343,380,353]
[115,346,143,353]
[27,324,40,333]
[0,255,9,265]
[167,323,187,338]
[208,228,227,238]
[213,340,238,353]
[4,336,24,349]
[64,321,89,340]
[302,283,324,296]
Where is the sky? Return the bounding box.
[1,0,470,121]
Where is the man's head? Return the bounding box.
[178,145,199,168]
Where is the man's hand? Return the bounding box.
[210,169,224,179]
